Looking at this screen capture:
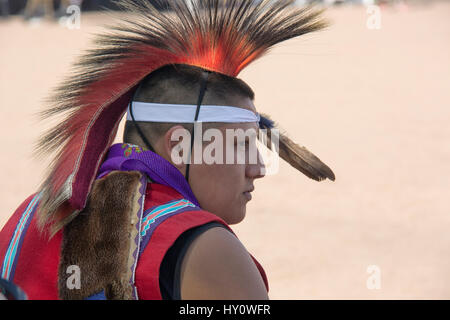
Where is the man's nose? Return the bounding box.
[245,150,266,179]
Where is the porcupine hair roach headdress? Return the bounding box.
[36,0,335,235]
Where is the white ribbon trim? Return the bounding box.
[126,102,260,123]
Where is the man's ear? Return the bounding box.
[162,125,191,170]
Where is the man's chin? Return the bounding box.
[226,207,246,225]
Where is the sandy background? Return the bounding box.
[1,2,449,299]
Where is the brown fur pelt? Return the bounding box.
[58,171,143,300]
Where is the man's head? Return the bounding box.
[123,64,265,224]
[35,0,333,236]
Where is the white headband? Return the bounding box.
[127,101,260,123]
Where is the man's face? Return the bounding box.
[186,97,265,224]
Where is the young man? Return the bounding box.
[0,0,334,300]
[123,64,268,299]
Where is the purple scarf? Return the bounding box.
[96,143,200,206]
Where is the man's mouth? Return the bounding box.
[243,186,255,201]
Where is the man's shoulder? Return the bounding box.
[178,226,269,300]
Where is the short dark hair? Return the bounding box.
[123,64,255,148]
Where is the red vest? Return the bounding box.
[0,183,268,299]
